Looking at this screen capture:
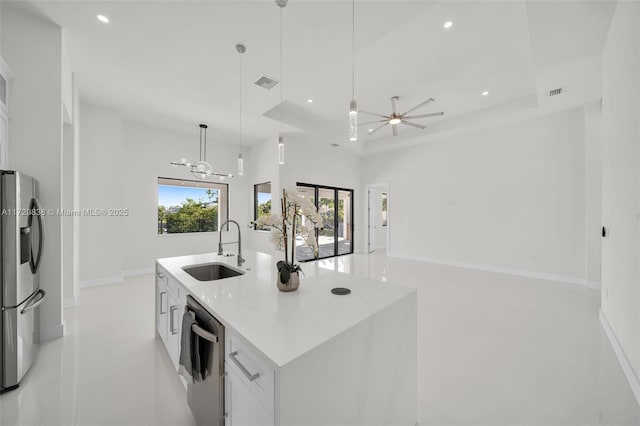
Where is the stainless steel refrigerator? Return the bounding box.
[0,170,45,393]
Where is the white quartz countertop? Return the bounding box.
[157,249,415,367]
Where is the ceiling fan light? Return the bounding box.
[389,118,401,125]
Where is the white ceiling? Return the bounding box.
[24,0,616,154]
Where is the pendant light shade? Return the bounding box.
[237,153,244,176]
[349,99,358,141]
[278,136,285,165]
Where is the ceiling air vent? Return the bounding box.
[549,87,563,97]
[254,75,279,90]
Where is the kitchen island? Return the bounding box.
[156,249,417,426]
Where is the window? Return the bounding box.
[157,177,228,235]
[254,182,272,230]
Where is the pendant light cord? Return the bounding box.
[240,48,243,151]
[280,5,283,134]
[352,0,355,99]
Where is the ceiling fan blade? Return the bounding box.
[391,96,399,114]
[392,123,398,136]
[358,119,387,127]
[360,110,389,118]
[368,122,389,135]
[403,112,444,119]
[401,97,435,116]
[401,121,426,130]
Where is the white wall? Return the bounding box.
[122,119,249,272]
[362,108,590,283]
[246,136,279,256]
[584,101,602,288]
[78,104,250,282]
[278,135,364,253]
[78,104,123,283]
[600,0,640,400]
[1,4,64,340]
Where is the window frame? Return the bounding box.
[253,181,272,231]
[157,176,229,236]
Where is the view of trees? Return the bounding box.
[255,199,271,230]
[158,188,219,234]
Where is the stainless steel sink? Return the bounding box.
[182,263,244,281]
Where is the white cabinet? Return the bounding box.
[155,269,168,346]
[166,291,181,369]
[226,365,273,426]
[155,265,185,372]
[225,330,275,426]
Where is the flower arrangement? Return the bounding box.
[252,189,323,284]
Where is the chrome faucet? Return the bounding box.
[218,219,245,267]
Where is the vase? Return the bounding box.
[277,270,300,292]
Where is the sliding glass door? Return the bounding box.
[296,183,354,261]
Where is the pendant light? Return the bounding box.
[236,43,246,176]
[349,0,358,141]
[276,0,287,165]
[170,124,233,180]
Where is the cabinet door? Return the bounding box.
[155,280,168,345]
[166,293,182,371]
[226,366,274,426]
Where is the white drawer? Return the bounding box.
[226,330,275,416]
[157,265,180,300]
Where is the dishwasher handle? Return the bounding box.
[192,323,218,343]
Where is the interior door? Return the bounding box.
[368,189,376,253]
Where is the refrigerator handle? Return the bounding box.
[21,289,46,314]
[29,198,45,274]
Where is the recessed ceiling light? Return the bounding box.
[482,90,489,96]
[307,99,313,103]
[368,128,373,132]
[96,14,110,23]
[444,20,453,29]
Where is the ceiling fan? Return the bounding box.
[360,96,444,136]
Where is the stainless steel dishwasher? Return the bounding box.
[185,295,225,426]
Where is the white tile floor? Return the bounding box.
[2,251,639,425]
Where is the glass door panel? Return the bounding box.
[295,186,316,262]
[337,190,352,255]
[318,188,336,258]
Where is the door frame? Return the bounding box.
[296,182,354,261]
[365,183,389,255]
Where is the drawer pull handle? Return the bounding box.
[157,272,165,279]
[229,351,260,382]
[159,291,166,314]
[170,306,178,335]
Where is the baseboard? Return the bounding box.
[124,267,155,277]
[79,274,123,288]
[39,322,64,342]
[79,267,155,289]
[600,310,640,406]
[584,280,601,289]
[388,252,594,288]
[63,297,77,309]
